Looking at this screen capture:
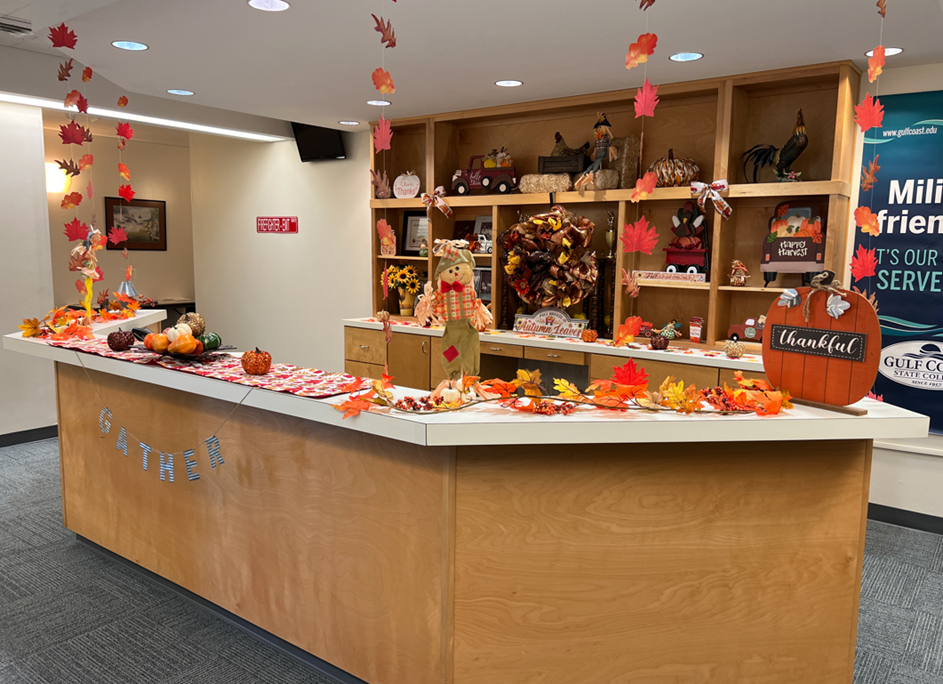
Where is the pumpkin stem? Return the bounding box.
[255,347,261,353]
[668,149,674,160]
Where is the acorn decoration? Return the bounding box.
[177,312,206,337]
[581,329,599,343]
[107,329,135,352]
[648,149,700,188]
[241,348,272,375]
[725,340,746,358]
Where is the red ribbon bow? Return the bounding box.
[441,280,464,294]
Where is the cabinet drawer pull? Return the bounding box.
[547,354,560,359]
[422,340,427,353]
[359,345,370,349]
[489,347,503,352]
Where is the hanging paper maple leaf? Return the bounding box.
[376,218,394,242]
[78,154,94,171]
[59,120,86,145]
[877,0,886,18]
[60,192,83,210]
[373,115,393,152]
[117,96,129,108]
[119,163,131,181]
[634,79,659,118]
[613,316,643,347]
[108,227,129,246]
[372,68,395,95]
[64,90,81,108]
[83,127,93,143]
[612,359,649,390]
[851,245,878,282]
[87,180,94,199]
[371,14,396,48]
[48,23,78,49]
[116,122,134,140]
[631,171,658,202]
[625,33,658,70]
[74,279,86,295]
[855,206,881,236]
[512,368,544,397]
[855,93,884,133]
[117,138,127,151]
[639,0,656,9]
[620,216,660,254]
[868,45,885,83]
[370,169,391,198]
[82,67,92,82]
[56,159,81,177]
[118,184,135,202]
[861,156,880,192]
[63,218,89,241]
[57,58,74,81]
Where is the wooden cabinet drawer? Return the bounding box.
[344,328,386,365]
[389,332,431,391]
[481,342,524,359]
[591,354,720,389]
[344,360,385,380]
[524,346,587,366]
[719,367,769,388]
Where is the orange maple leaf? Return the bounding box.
[613,316,643,347]
[625,33,658,70]
[125,264,133,280]
[48,23,77,49]
[481,378,517,398]
[373,115,392,152]
[82,66,92,82]
[117,95,129,108]
[512,368,544,397]
[335,391,376,419]
[868,45,885,83]
[64,90,82,108]
[61,192,83,210]
[18,318,42,338]
[634,79,659,118]
[851,245,878,282]
[119,163,131,181]
[855,206,881,237]
[372,68,395,95]
[855,93,884,133]
[620,216,660,254]
[342,377,365,394]
[861,155,880,192]
[381,372,395,389]
[78,153,94,171]
[57,58,74,81]
[631,171,658,202]
[733,371,773,391]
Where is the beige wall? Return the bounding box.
[190,132,372,371]
[0,103,57,435]
[43,116,194,306]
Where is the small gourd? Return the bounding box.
[648,149,700,188]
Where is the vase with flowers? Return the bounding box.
[382,265,425,316]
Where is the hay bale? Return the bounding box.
[605,135,640,189]
[519,173,573,194]
[574,169,620,191]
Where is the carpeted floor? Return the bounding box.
[1,438,941,683]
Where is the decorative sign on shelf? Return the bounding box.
[634,270,706,284]
[256,216,299,234]
[513,307,587,338]
[762,284,881,406]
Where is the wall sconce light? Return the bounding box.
[45,162,71,194]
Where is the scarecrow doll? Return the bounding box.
[417,239,493,379]
[574,112,617,191]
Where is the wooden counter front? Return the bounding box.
[56,361,877,684]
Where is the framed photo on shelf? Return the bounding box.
[473,267,492,302]
[473,215,493,254]
[104,197,167,251]
[401,211,429,255]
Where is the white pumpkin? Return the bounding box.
[393,171,422,199]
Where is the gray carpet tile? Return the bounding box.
[2,438,943,683]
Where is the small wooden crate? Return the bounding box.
[538,155,586,174]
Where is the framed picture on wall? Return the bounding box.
[401,211,429,255]
[105,197,167,251]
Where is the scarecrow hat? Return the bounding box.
[594,112,612,129]
[433,239,475,277]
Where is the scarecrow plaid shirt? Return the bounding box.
[431,284,478,322]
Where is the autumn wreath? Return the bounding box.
[499,205,598,308]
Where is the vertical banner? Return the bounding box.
[855,90,943,432]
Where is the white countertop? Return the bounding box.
[6,321,929,448]
[343,318,766,372]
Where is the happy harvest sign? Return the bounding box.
[768,325,867,363]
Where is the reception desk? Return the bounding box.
[4,324,930,684]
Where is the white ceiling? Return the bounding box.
[6,0,943,130]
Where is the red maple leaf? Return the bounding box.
[634,78,659,118]
[855,93,884,133]
[119,163,131,181]
[371,14,396,48]
[611,359,649,388]
[116,122,134,140]
[117,96,129,108]
[639,0,656,8]
[61,192,83,210]
[74,279,86,295]
[59,120,86,146]
[631,171,658,202]
[851,245,878,282]
[108,227,129,246]
[57,58,73,81]
[78,154,94,171]
[620,216,660,254]
[625,33,657,70]
[82,66,92,82]
[868,45,885,83]
[372,68,395,95]
[63,218,89,241]
[48,24,77,49]
[373,115,392,152]
[118,184,135,202]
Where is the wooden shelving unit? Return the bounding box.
[370,61,860,345]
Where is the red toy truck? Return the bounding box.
[451,156,517,195]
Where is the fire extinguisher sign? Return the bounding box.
[256,217,299,234]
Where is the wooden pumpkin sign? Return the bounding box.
[762,282,881,406]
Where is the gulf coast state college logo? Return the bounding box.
[880,341,943,390]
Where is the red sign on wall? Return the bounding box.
[256,216,298,234]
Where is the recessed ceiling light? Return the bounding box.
[248,0,290,11]
[866,47,903,57]
[112,40,148,51]
[167,89,194,96]
[669,52,704,62]
[338,120,360,126]
[367,100,391,106]
[495,80,523,87]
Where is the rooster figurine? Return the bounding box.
[740,109,808,183]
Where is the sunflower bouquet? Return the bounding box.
[381,265,426,315]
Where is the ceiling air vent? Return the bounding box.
[0,17,31,36]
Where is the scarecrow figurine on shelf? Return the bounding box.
[574,112,617,191]
[417,239,493,379]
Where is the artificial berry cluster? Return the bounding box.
[533,400,576,415]
[393,395,444,412]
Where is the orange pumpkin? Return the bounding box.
[168,333,198,355]
[150,333,170,353]
[241,348,272,375]
[648,149,700,187]
[143,333,156,350]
